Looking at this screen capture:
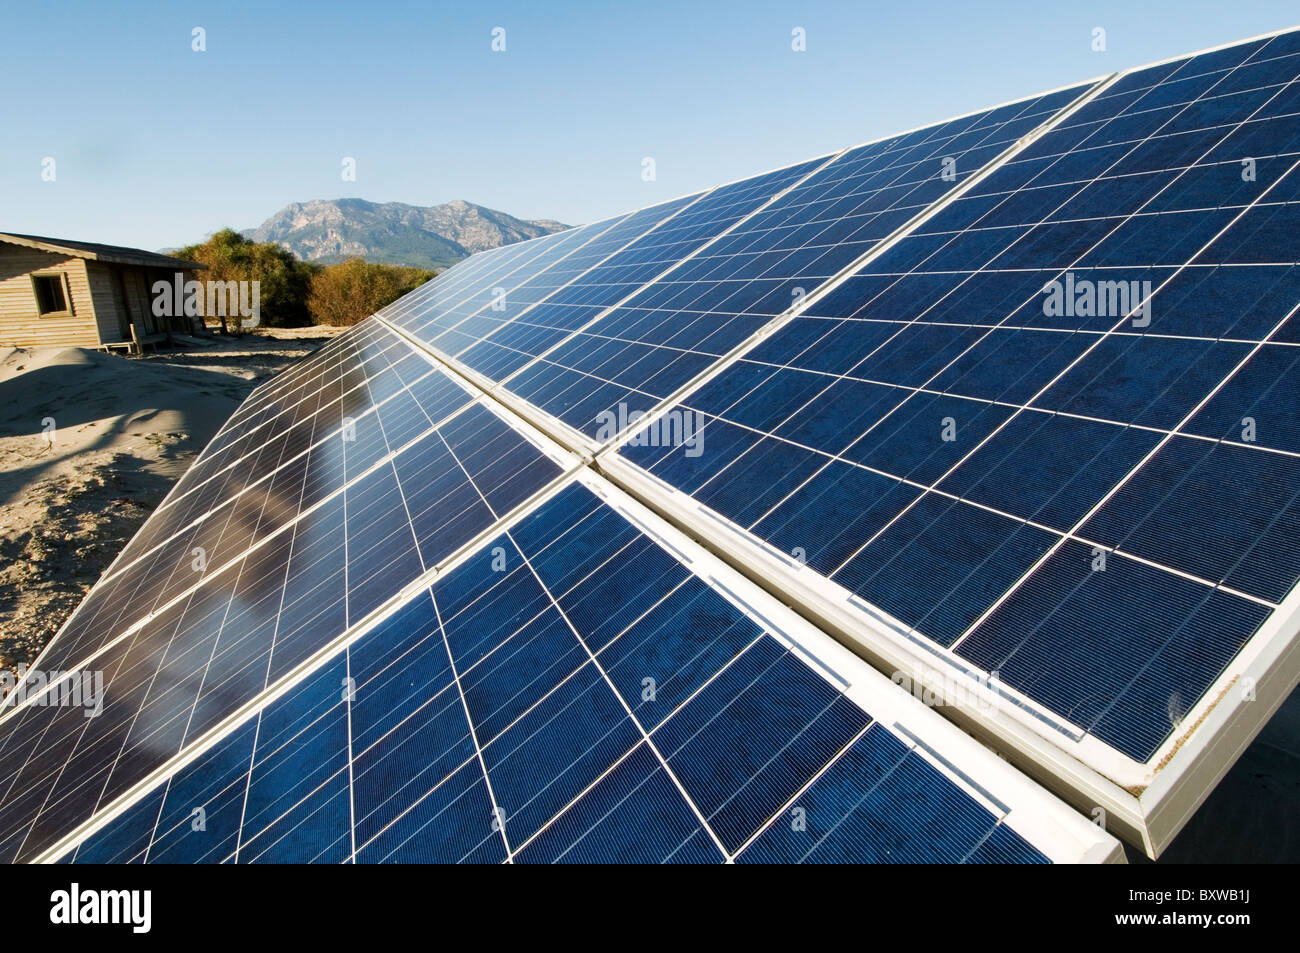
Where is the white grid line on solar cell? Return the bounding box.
[501,315,1300,459]
[429,594,516,862]
[231,457,317,866]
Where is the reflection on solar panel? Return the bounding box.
[7,27,1300,863]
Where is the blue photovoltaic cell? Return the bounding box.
[619,32,1300,761]
[957,540,1272,759]
[736,726,1024,863]
[141,721,259,863]
[1186,344,1300,453]
[513,744,719,864]
[240,659,353,864]
[1079,438,1300,604]
[964,822,1051,864]
[68,787,167,865]
[648,634,869,853]
[56,482,1045,864]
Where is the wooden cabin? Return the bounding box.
[0,233,207,352]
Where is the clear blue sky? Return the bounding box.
[2,0,1297,252]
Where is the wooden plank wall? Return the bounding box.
[0,246,101,347]
[84,260,129,343]
[124,268,156,335]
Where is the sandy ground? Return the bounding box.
[0,328,345,676]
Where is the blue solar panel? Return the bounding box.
[423,193,707,360]
[488,86,1092,431]
[57,482,1057,864]
[614,31,1300,763]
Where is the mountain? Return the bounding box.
[241,198,570,270]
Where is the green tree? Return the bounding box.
[174,229,318,331]
[307,258,435,327]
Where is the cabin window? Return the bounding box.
[32,273,72,316]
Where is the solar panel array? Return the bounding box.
[64,479,1078,864]
[5,27,1299,863]
[609,30,1300,773]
